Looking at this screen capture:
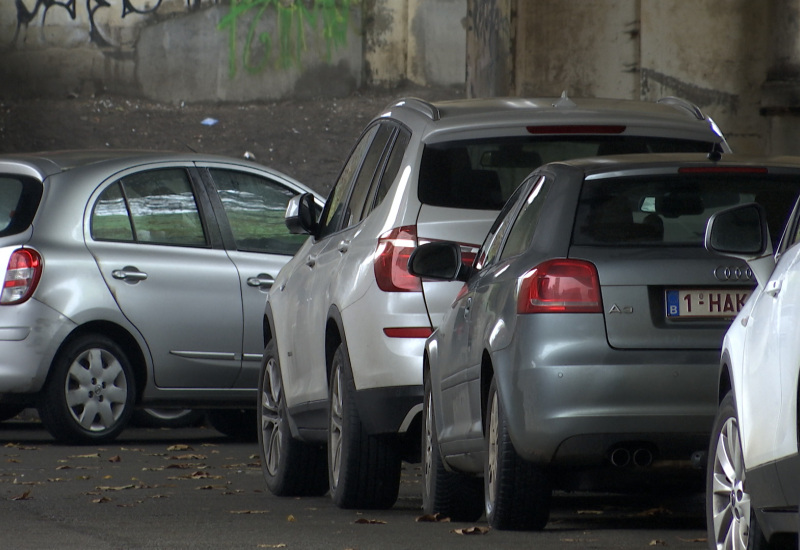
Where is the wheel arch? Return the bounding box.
[480,349,495,435]
[717,349,733,405]
[324,305,346,385]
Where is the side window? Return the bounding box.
[499,175,552,261]
[0,176,42,238]
[344,123,394,226]
[318,125,379,239]
[474,178,532,270]
[367,127,411,217]
[91,169,206,247]
[209,169,306,255]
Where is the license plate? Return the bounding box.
[665,289,751,318]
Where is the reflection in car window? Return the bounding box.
[369,127,411,216]
[474,178,533,270]
[209,169,306,255]
[92,169,206,247]
[500,175,552,261]
[318,125,379,239]
[346,124,394,226]
[0,176,42,238]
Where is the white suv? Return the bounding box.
[259,94,731,509]
[705,193,800,549]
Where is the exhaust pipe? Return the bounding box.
[632,448,653,467]
[609,447,630,467]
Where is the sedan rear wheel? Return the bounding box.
[707,391,772,550]
[259,340,327,496]
[328,342,401,509]
[38,334,135,444]
[484,376,551,530]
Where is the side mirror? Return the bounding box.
[285,193,319,235]
[408,241,468,282]
[704,203,775,285]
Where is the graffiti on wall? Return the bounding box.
[218,0,353,77]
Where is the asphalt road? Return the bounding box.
[0,414,709,550]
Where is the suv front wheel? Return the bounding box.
[328,342,401,509]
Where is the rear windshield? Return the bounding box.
[418,136,712,210]
[0,176,43,237]
[572,173,800,247]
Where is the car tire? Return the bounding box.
[328,342,401,509]
[131,408,205,429]
[706,391,777,550]
[38,334,135,444]
[0,405,26,422]
[206,409,257,441]
[259,340,328,496]
[422,370,483,521]
[484,376,551,530]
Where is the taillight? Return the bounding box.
[1,249,43,305]
[517,259,602,314]
[375,226,421,292]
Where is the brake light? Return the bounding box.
[517,259,602,314]
[527,125,626,135]
[1,249,43,305]
[375,226,421,292]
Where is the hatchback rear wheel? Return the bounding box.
[38,334,135,444]
[328,342,401,509]
[484,376,551,530]
[259,339,327,496]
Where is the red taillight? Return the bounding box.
[526,125,626,135]
[517,259,602,314]
[375,225,421,292]
[1,249,43,305]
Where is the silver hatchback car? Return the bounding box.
[0,150,319,443]
[410,153,800,530]
[259,95,730,509]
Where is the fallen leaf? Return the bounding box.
[415,513,451,523]
[167,444,192,452]
[46,478,67,483]
[10,490,32,501]
[96,484,136,492]
[354,518,386,525]
[92,497,111,504]
[257,545,286,549]
[638,507,673,518]
[70,453,101,459]
[170,454,206,460]
[230,510,270,514]
[678,537,707,543]
[6,458,19,463]
[451,526,490,535]
[649,540,666,546]
[577,509,604,515]
[287,515,296,522]
[56,465,72,470]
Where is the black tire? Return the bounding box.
[706,391,778,550]
[38,334,135,444]
[206,408,257,441]
[259,340,328,496]
[131,408,205,429]
[422,369,483,521]
[328,342,401,509]
[0,405,26,422]
[484,376,551,530]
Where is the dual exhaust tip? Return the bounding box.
[608,445,655,468]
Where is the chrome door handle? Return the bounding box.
[111,266,148,283]
[247,273,275,289]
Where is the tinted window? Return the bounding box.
[500,175,552,260]
[572,174,800,247]
[345,123,394,226]
[209,169,306,255]
[92,169,206,247]
[369,127,411,216]
[0,176,42,238]
[418,136,711,211]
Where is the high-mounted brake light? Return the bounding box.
[678,166,768,174]
[517,259,602,314]
[1,249,43,305]
[527,125,626,135]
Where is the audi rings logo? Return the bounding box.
[714,266,754,281]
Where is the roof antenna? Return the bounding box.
[707,143,722,162]
[553,91,577,109]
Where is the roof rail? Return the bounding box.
[388,97,441,121]
[656,96,705,120]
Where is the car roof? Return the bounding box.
[378,94,726,143]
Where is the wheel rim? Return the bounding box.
[486,390,500,515]
[260,356,283,476]
[710,416,750,550]
[329,364,344,489]
[65,347,128,432]
[423,388,434,497]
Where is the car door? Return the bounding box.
[201,165,312,389]
[87,165,244,389]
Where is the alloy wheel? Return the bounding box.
[261,356,283,476]
[710,416,750,550]
[329,364,344,489]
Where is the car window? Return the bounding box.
[572,174,800,248]
[474,177,533,270]
[499,175,552,261]
[318,125,379,239]
[0,175,42,238]
[418,136,711,212]
[208,169,307,255]
[92,168,206,247]
[346,123,394,226]
[367,127,411,217]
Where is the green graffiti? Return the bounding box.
[219,0,353,77]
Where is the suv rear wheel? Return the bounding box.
[259,340,327,496]
[38,334,135,444]
[328,342,401,509]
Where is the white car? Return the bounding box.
[705,196,800,549]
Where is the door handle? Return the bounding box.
[111,266,148,283]
[247,273,275,289]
